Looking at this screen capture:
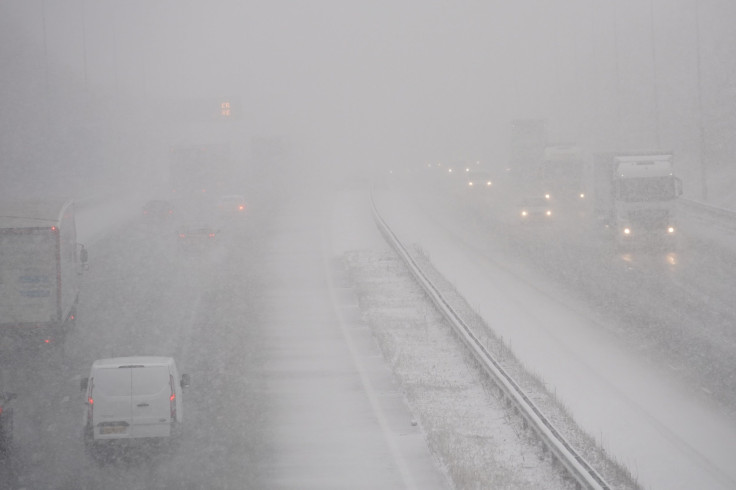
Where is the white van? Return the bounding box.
[81,356,190,449]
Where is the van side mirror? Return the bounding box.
[80,377,89,391]
[180,373,190,389]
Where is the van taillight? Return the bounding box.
[169,375,177,421]
[87,380,94,424]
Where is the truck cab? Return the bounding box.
[609,154,683,248]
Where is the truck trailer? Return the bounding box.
[592,152,682,249]
[0,199,87,343]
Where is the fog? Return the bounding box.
[3,2,736,489]
[2,1,736,201]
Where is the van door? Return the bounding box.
[130,366,172,437]
[91,367,133,439]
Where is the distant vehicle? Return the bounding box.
[0,392,16,453]
[0,200,88,344]
[216,194,247,215]
[591,152,682,248]
[142,199,175,223]
[465,171,493,189]
[81,357,190,459]
[518,196,553,222]
[540,144,586,210]
[176,224,219,252]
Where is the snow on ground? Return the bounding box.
[362,185,736,490]
[330,188,636,490]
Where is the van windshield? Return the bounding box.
[132,366,169,395]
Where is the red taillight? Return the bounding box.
[87,380,94,424]
[238,205,244,211]
[208,233,216,238]
[0,406,3,416]
[169,376,177,421]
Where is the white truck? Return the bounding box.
[592,152,683,248]
[0,199,87,343]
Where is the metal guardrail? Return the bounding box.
[370,192,611,490]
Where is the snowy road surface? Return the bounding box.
[4,178,735,489]
[372,181,736,490]
[1,187,449,489]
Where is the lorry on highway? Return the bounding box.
[591,152,683,248]
[0,199,87,343]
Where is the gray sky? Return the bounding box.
[2,1,736,194]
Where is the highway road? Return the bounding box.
[0,186,448,490]
[375,174,736,490]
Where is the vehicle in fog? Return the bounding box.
[0,392,16,453]
[216,194,247,216]
[176,224,219,252]
[0,200,87,344]
[591,152,683,248]
[465,171,493,190]
[142,199,175,224]
[81,357,190,460]
[540,144,586,211]
[518,196,554,223]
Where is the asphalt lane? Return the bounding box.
[0,185,447,489]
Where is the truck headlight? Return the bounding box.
[667,226,675,234]
[623,227,631,235]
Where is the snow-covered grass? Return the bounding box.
[345,247,640,490]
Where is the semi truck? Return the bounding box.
[591,152,683,248]
[0,199,87,343]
